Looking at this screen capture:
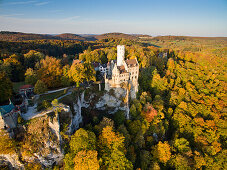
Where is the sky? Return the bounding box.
[0,0,226,36]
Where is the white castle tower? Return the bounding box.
[105,45,139,99]
[117,45,125,66]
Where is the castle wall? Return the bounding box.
[0,116,5,129]
[2,111,19,129]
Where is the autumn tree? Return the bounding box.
[94,117,114,134]
[2,54,24,81]
[34,80,47,94]
[25,68,37,85]
[152,141,171,164]
[64,129,97,170]
[74,150,99,170]
[174,138,191,153]
[83,62,96,82]
[61,64,71,86]
[69,62,85,87]
[69,128,96,154]
[0,72,13,103]
[99,126,132,169]
[24,50,44,69]
[141,103,158,123]
[37,56,62,88]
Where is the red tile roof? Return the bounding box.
[19,84,33,90]
[126,59,138,66]
[117,65,127,73]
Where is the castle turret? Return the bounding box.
[117,45,125,66]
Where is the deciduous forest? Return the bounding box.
[0,32,226,169]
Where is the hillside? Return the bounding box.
[152,35,227,41]
[93,32,139,40]
[0,31,92,41]
[0,31,55,41]
[55,33,87,41]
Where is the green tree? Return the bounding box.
[70,128,96,154]
[174,138,191,153]
[0,72,13,103]
[2,54,24,82]
[99,126,132,169]
[170,154,190,170]
[64,129,97,170]
[34,80,47,94]
[114,110,125,127]
[61,64,71,86]
[25,68,37,85]
[24,50,44,69]
[83,62,96,82]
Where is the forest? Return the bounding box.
[0,33,226,169]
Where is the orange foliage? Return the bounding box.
[141,104,158,123]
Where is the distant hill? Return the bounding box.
[0,31,55,41]
[0,31,226,42]
[93,33,137,40]
[152,35,227,41]
[0,31,152,41]
[55,33,87,41]
[0,31,93,41]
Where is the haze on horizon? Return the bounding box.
[0,0,226,37]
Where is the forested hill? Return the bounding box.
[0,31,153,42]
[152,35,227,41]
[1,31,226,42]
[0,31,90,41]
[54,33,87,41]
[93,32,144,40]
[0,31,55,41]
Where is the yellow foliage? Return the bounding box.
[153,141,171,164]
[99,126,124,151]
[74,150,99,170]
[0,130,17,155]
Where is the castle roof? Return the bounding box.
[126,59,138,67]
[72,59,82,65]
[117,65,127,74]
[0,101,15,116]
[19,84,33,90]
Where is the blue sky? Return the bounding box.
[0,0,226,36]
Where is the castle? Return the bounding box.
[105,45,139,98]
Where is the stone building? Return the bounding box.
[105,45,139,98]
[0,100,20,130]
[19,84,34,98]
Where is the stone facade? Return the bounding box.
[0,101,20,130]
[105,45,139,98]
[0,109,19,130]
